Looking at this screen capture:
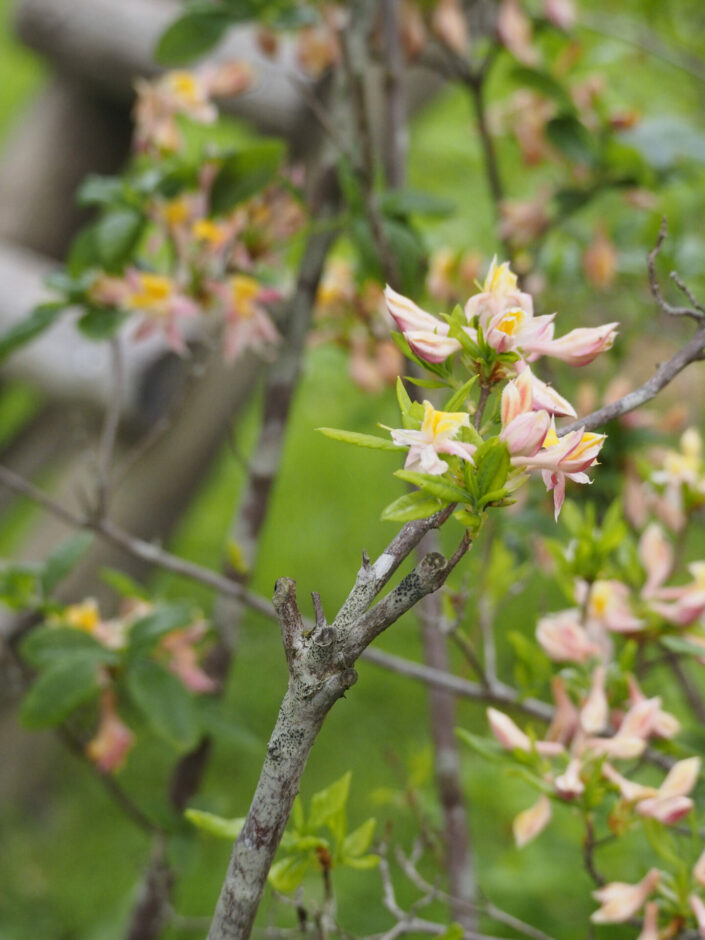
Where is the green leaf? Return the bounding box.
[0,303,66,364]
[125,659,200,751]
[317,427,400,451]
[41,533,93,594]
[308,771,351,831]
[381,490,442,522]
[185,808,245,840]
[77,306,127,340]
[344,854,380,870]
[509,66,574,109]
[268,855,312,893]
[77,175,124,207]
[380,188,454,219]
[436,924,464,940]
[100,567,150,600]
[546,114,597,166]
[20,655,101,728]
[96,208,144,270]
[474,440,510,498]
[395,376,412,416]
[456,728,505,761]
[443,376,478,412]
[128,603,196,656]
[341,818,376,858]
[403,375,447,389]
[394,470,470,504]
[155,10,230,65]
[291,795,305,832]
[661,636,705,658]
[20,626,117,669]
[479,487,509,509]
[210,141,285,213]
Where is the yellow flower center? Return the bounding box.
[543,427,560,448]
[162,198,189,227]
[421,401,468,439]
[64,600,100,633]
[496,308,525,336]
[571,432,604,459]
[230,275,261,318]
[167,71,203,108]
[129,274,173,313]
[192,219,225,246]
[590,582,612,616]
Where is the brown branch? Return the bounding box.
[647,218,705,322]
[381,0,407,189]
[417,533,476,930]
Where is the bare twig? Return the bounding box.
[647,218,705,322]
[396,844,556,940]
[95,334,125,513]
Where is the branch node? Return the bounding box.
[361,549,371,569]
[311,591,327,630]
[314,627,336,648]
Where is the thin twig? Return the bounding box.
[95,335,125,513]
[647,218,705,322]
[381,0,406,188]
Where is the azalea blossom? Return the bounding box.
[389,401,476,476]
[691,895,705,937]
[160,622,217,694]
[555,758,584,799]
[214,274,280,362]
[591,869,661,923]
[536,609,600,663]
[122,270,199,354]
[513,422,606,518]
[636,757,700,825]
[636,902,659,940]
[580,666,609,734]
[576,579,643,634]
[86,690,135,774]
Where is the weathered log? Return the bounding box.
[0,77,132,259]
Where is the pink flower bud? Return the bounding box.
[487,707,531,751]
[534,322,619,366]
[555,758,584,799]
[513,795,552,847]
[690,894,705,936]
[639,523,673,597]
[637,794,694,825]
[581,666,609,734]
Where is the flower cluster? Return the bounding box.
[54,598,214,773]
[378,258,615,519]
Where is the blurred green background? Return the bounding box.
[1,1,705,938]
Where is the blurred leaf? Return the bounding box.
[96,208,144,270]
[341,818,376,858]
[77,175,124,207]
[0,303,66,365]
[20,627,116,669]
[546,114,597,166]
[128,604,196,655]
[77,307,127,340]
[620,117,705,171]
[509,66,573,109]
[155,9,230,65]
[380,189,454,219]
[210,141,285,213]
[20,655,101,728]
[100,567,150,600]
[317,427,400,451]
[456,728,505,761]
[474,439,510,498]
[185,808,245,839]
[41,533,93,594]
[344,854,380,869]
[125,659,200,751]
[308,771,351,831]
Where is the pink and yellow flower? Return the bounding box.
[591,869,661,923]
[389,401,476,476]
[384,285,460,363]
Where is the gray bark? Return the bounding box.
[208,518,469,939]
